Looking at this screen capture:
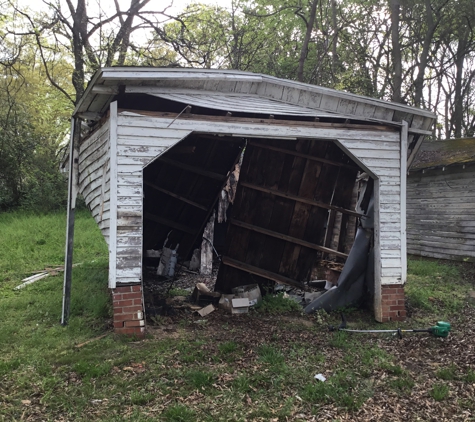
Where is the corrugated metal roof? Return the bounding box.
[148,92,345,118]
[411,137,475,170]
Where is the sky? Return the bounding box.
[17,0,229,15]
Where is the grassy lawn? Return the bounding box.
[1,211,474,421]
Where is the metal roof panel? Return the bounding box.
[148,92,348,118]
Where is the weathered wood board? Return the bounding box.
[407,165,475,261]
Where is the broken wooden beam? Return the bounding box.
[159,157,226,181]
[240,182,364,218]
[201,212,215,275]
[144,181,208,211]
[248,141,359,170]
[14,272,49,290]
[144,212,196,234]
[221,256,305,290]
[230,219,348,259]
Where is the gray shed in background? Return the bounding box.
[407,137,475,262]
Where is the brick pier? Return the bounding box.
[112,284,145,337]
[380,284,406,321]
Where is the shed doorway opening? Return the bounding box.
[142,132,374,315]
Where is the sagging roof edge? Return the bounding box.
[73,67,436,131]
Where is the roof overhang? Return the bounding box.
[74,67,436,138]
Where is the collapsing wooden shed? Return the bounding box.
[407,137,475,261]
[62,68,435,336]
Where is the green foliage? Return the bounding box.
[257,293,301,314]
[0,33,72,212]
[431,383,450,401]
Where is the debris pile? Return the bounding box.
[142,255,337,324]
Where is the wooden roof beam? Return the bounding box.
[240,182,364,218]
[144,212,196,234]
[159,157,226,181]
[248,141,359,170]
[221,256,306,290]
[230,219,348,259]
[144,181,208,211]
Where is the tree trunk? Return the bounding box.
[331,0,338,78]
[297,0,318,82]
[390,0,402,103]
[414,0,438,107]
[453,32,468,138]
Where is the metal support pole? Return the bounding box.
[61,118,79,326]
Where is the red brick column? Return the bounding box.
[112,284,145,337]
[381,284,406,322]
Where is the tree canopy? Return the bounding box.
[1,0,474,211]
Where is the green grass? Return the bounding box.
[256,292,302,313]
[1,211,474,420]
[405,258,470,315]
[430,383,450,401]
[436,364,457,381]
[0,210,108,286]
[168,287,191,297]
[257,344,285,366]
[389,375,415,394]
[0,210,110,398]
[300,370,373,411]
[162,404,196,422]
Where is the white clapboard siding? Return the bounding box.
[110,111,403,286]
[407,166,475,261]
[338,131,403,285]
[78,121,111,244]
[111,112,192,285]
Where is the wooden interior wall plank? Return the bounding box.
[277,140,312,277]
[221,256,304,289]
[295,141,339,280]
[324,209,337,250]
[144,212,196,234]
[249,141,359,170]
[159,156,226,181]
[215,143,265,291]
[240,182,363,217]
[231,219,348,258]
[330,166,360,258]
[248,140,296,273]
[244,142,282,268]
[144,180,208,210]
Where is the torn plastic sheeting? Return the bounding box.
[304,196,374,314]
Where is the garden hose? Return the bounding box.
[329,314,451,338]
